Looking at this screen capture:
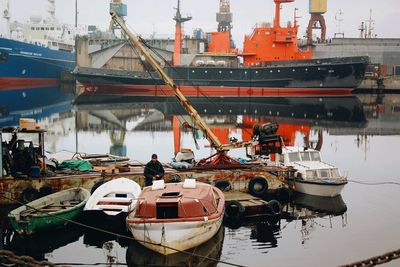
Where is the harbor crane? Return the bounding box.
[110,12,282,165]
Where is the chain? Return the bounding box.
[0,249,56,267]
[340,248,400,267]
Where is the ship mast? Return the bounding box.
[173,0,191,66]
[47,0,56,22]
[2,0,10,38]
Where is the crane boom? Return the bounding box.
[110,12,223,150]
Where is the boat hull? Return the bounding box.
[0,37,75,89]
[291,179,347,197]
[8,187,90,234]
[127,216,223,255]
[74,56,368,98]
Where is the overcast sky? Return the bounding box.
[3,0,400,47]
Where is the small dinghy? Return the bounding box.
[8,187,90,234]
[83,178,141,229]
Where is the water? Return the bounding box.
[1,89,400,266]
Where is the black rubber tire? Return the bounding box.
[20,188,39,203]
[267,200,282,215]
[248,176,269,197]
[274,187,292,202]
[224,200,245,218]
[223,216,242,229]
[214,180,232,192]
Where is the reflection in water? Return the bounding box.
[283,193,348,245]
[0,86,73,127]
[4,224,83,261]
[126,226,225,267]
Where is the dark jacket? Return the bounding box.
[143,160,165,181]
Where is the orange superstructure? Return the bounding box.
[242,0,312,66]
[207,32,234,54]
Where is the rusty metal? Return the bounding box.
[0,163,290,205]
[340,248,400,267]
[307,14,327,45]
[0,249,56,266]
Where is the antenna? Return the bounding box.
[334,9,344,38]
[365,9,375,38]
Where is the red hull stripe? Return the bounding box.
[0,78,59,90]
[81,84,353,97]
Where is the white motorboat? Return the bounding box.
[279,146,347,197]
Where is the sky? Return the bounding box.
[2,0,400,48]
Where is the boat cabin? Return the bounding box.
[1,125,47,178]
[280,146,342,180]
[134,180,221,220]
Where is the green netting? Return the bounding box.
[58,160,93,171]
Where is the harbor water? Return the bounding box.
[1,88,400,266]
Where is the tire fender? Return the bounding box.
[214,180,232,192]
[224,200,245,219]
[248,176,269,197]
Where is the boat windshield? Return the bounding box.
[310,151,321,161]
[300,152,311,161]
[288,152,301,162]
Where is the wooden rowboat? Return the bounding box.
[8,187,90,234]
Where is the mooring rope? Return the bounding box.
[0,193,245,267]
[348,179,400,186]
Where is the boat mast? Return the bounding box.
[173,0,191,66]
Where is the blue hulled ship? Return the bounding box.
[0,0,86,90]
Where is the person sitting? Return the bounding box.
[143,154,165,187]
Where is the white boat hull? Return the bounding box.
[293,180,346,197]
[128,216,223,255]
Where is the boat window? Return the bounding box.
[161,192,180,197]
[0,52,8,62]
[331,168,340,178]
[288,152,300,162]
[156,202,178,219]
[300,152,311,161]
[320,169,329,178]
[116,193,127,198]
[310,151,321,161]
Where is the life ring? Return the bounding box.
[274,187,292,202]
[168,174,181,183]
[248,176,268,197]
[224,200,245,219]
[20,188,39,203]
[214,180,232,192]
[267,200,282,216]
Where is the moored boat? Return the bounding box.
[279,146,347,197]
[8,187,90,234]
[126,179,225,255]
[83,178,141,229]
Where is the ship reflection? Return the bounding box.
[0,86,73,127]
[126,226,225,267]
[3,224,83,261]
